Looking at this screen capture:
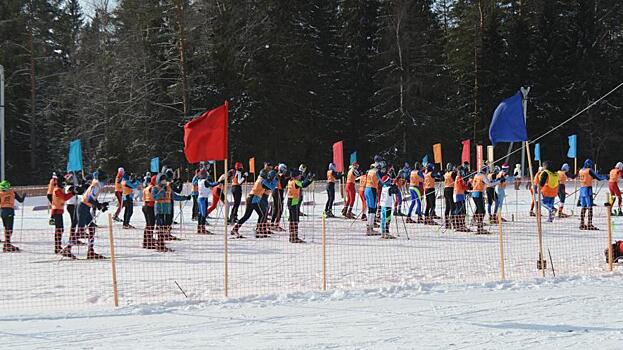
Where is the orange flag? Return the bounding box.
[433,143,443,165]
[249,157,255,174]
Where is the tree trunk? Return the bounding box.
[175,0,189,117]
[28,18,37,177]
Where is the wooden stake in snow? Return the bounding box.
[224,159,229,297]
[607,208,613,272]
[497,212,506,280]
[322,213,327,291]
[108,214,119,307]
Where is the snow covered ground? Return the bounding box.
[1,181,621,348]
[1,275,622,349]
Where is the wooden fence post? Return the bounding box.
[498,212,506,280]
[607,208,613,272]
[107,214,119,307]
[322,213,327,291]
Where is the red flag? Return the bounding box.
[461,139,470,164]
[332,141,344,173]
[183,101,228,162]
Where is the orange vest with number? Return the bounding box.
[472,175,485,192]
[287,180,300,199]
[358,174,367,192]
[155,185,172,204]
[143,185,154,203]
[609,169,620,183]
[122,180,134,196]
[424,171,435,190]
[443,172,454,188]
[540,170,559,197]
[0,190,15,209]
[454,176,466,195]
[250,177,266,197]
[347,169,356,184]
[410,170,421,188]
[579,168,593,188]
[115,176,122,192]
[327,170,336,183]
[366,169,378,188]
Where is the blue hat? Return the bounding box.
[584,159,593,168]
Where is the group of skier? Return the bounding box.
[327,155,623,236]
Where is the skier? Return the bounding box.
[63,173,84,245]
[257,162,275,233]
[423,163,438,225]
[47,172,57,225]
[493,163,511,222]
[452,165,470,232]
[121,172,141,229]
[471,166,495,234]
[406,163,423,224]
[379,175,398,239]
[206,173,227,218]
[530,167,543,216]
[60,170,109,259]
[270,164,289,230]
[324,163,342,218]
[230,170,278,238]
[442,163,456,228]
[557,163,573,218]
[538,161,560,223]
[608,162,623,216]
[229,162,248,224]
[152,173,190,249]
[364,158,386,235]
[342,162,360,219]
[0,181,26,252]
[112,167,124,222]
[486,166,499,222]
[357,169,368,221]
[197,170,217,235]
[190,169,200,221]
[393,164,408,216]
[142,175,157,249]
[286,169,313,243]
[578,159,606,230]
[51,179,76,254]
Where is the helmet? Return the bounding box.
[328,162,336,171]
[290,169,301,178]
[381,175,390,183]
[584,159,593,168]
[93,169,108,182]
[0,180,10,191]
[165,168,174,180]
[156,173,167,185]
[542,161,550,170]
[278,163,288,174]
[52,172,58,179]
[493,165,501,173]
[561,163,570,172]
[235,162,243,170]
[501,163,510,170]
[299,164,307,172]
[426,163,434,171]
[373,155,383,163]
[446,162,454,171]
[616,162,623,171]
[352,161,359,168]
[376,160,386,170]
[117,167,125,176]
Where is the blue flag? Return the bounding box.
[534,143,541,161]
[66,139,83,172]
[489,91,528,145]
[422,154,429,165]
[150,157,160,173]
[350,151,357,165]
[567,135,577,158]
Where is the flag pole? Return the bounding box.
[223,158,228,297]
[574,157,578,206]
[521,86,545,278]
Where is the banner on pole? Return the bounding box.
[66,139,83,172]
[461,140,470,164]
[487,145,494,165]
[476,145,483,171]
[567,135,577,159]
[433,143,442,165]
[332,141,344,173]
[249,157,255,174]
[150,157,160,173]
[349,151,357,165]
[534,143,541,161]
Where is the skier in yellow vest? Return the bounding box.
[538,161,560,223]
[0,181,26,252]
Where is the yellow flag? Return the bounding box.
[433,143,442,165]
[249,157,256,173]
[487,146,494,165]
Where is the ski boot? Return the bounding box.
[87,249,106,260]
